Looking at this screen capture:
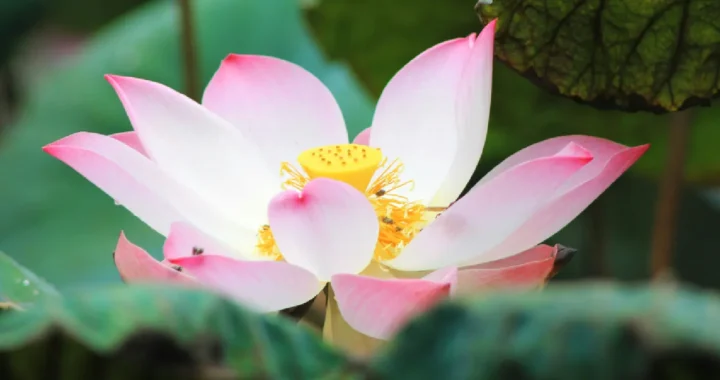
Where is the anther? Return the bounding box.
[192,247,204,256]
[382,216,394,224]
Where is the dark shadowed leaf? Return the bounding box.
[477,0,720,112]
[0,284,361,379]
[0,0,46,65]
[304,0,478,97]
[373,283,720,379]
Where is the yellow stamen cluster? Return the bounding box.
[366,159,426,261]
[256,143,426,261]
[255,224,282,261]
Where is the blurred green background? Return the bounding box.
[0,0,717,291]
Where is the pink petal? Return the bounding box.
[456,244,556,295]
[369,37,475,203]
[268,178,378,280]
[164,221,240,260]
[114,232,195,284]
[110,131,148,157]
[431,20,496,207]
[43,132,186,235]
[471,138,649,261]
[202,55,348,171]
[386,144,592,271]
[44,132,259,253]
[352,127,371,146]
[106,75,277,229]
[480,136,643,190]
[171,255,322,312]
[331,267,455,339]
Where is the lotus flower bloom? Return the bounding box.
[44,21,647,344]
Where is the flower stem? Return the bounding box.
[650,110,693,277]
[178,0,200,101]
[323,286,383,357]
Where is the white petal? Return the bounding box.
[106,75,277,229]
[44,132,256,253]
[164,222,252,260]
[430,21,495,207]
[172,255,322,312]
[203,54,348,170]
[267,178,378,281]
[370,37,474,203]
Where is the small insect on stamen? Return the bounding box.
[192,247,204,256]
[171,265,183,272]
[375,189,386,197]
[382,216,394,224]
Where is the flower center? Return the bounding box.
[255,143,426,262]
[298,144,383,192]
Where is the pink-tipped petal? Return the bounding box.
[164,222,241,260]
[386,144,592,271]
[456,244,556,295]
[44,132,187,235]
[481,135,639,188]
[469,138,648,261]
[370,37,475,203]
[268,178,378,281]
[110,131,148,157]
[431,21,496,207]
[105,75,276,228]
[203,55,348,170]
[353,127,372,146]
[44,132,259,254]
[171,255,322,312]
[114,232,195,284]
[331,268,455,339]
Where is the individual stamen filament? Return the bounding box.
[280,162,310,191]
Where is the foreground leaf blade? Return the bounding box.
[0,251,58,306]
[373,283,720,379]
[0,284,361,379]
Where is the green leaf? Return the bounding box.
[304,0,479,97]
[477,0,720,112]
[0,0,46,64]
[49,0,149,32]
[0,284,360,379]
[303,0,720,182]
[0,251,58,307]
[373,283,720,379]
[0,0,373,289]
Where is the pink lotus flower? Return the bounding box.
[44,21,647,342]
